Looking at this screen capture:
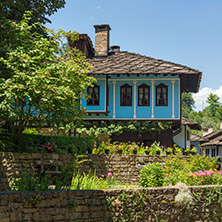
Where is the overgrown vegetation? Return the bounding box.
[182,92,222,135]
[0,13,94,148]
[139,152,221,187]
[76,120,172,137]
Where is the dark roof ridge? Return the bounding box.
[204,129,222,139]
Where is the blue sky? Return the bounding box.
[46,0,222,111]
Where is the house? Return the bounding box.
[70,24,202,146]
[201,130,222,158]
[173,117,202,149]
[190,132,209,154]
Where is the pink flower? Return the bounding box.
[202,172,206,177]
[94,145,97,147]
[107,172,112,177]
[101,174,104,177]
[194,172,198,176]
[137,142,140,144]
[200,180,203,183]
[51,138,55,141]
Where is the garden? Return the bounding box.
[1,130,222,221]
[2,128,220,192]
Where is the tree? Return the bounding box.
[181,92,195,118]
[205,93,222,119]
[0,14,94,146]
[0,0,65,24]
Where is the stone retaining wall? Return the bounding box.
[0,186,222,221]
[0,152,164,191]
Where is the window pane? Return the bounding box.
[163,88,166,93]
[145,88,149,93]
[88,88,93,94]
[139,88,143,93]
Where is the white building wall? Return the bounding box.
[173,125,191,149]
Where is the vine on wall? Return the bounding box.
[75,120,173,137]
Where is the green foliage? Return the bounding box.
[187,93,222,134]
[71,171,119,190]
[181,92,195,118]
[10,171,49,191]
[0,0,65,24]
[76,120,172,137]
[18,133,100,154]
[22,128,38,135]
[205,93,221,118]
[0,13,94,146]
[54,154,89,189]
[92,141,166,155]
[139,162,164,187]
[139,152,221,188]
[0,127,13,151]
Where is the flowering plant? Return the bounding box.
[188,170,222,185]
[42,138,57,153]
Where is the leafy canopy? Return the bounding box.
[0,13,94,143]
[0,0,65,24]
[181,92,195,118]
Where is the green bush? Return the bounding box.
[18,133,101,154]
[10,172,49,191]
[139,162,164,187]
[0,128,14,151]
[71,171,118,190]
[139,152,221,188]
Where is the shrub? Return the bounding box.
[10,172,49,191]
[71,171,119,190]
[139,162,164,187]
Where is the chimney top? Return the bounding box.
[94,24,111,58]
[94,24,111,32]
[110,45,120,52]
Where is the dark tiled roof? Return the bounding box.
[202,130,222,147]
[87,51,202,92]
[204,129,222,140]
[182,117,202,130]
[190,133,208,142]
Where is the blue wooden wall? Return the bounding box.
[82,74,180,120]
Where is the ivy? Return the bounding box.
[76,120,172,137]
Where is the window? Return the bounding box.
[156,83,168,106]
[87,84,100,106]
[212,148,216,157]
[138,84,150,106]
[120,84,132,106]
[205,149,210,156]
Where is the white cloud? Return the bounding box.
[95,5,102,11]
[193,86,222,111]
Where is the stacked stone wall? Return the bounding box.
[0,152,164,191]
[0,186,222,221]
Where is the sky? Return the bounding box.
[46,0,222,111]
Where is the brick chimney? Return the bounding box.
[94,24,111,58]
